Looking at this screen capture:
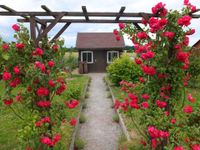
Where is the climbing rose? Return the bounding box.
[176,51,189,63]
[139,77,145,83]
[135,58,142,64]
[156,100,167,108]
[12,24,20,32]
[185,29,195,35]
[16,43,25,49]
[52,134,61,145]
[65,99,79,109]
[116,35,121,41]
[13,66,20,74]
[40,64,46,73]
[142,94,150,100]
[35,48,43,56]
[170,118,176,124]
[2,72,12,80]
[48,61,55,67]
[113,29,118,35]
[174,146,184,150]
[152,2,167,16]
[152,139,157,149]
[70,118,77,126]
[177,15,192,26]
[183,36,189,46]
[142,17,147,25]
[37,101,51,108]
[141,102,149,109]
[192,145,200,150]
[137,32,148,39]
[141,51,155,60]
[3,99,14,106]
[9,77,21,87]
[35,61,41,68]
[56,84,66,95]
[142,65,156,76]
[36,87,49,97]
[119,23,125,29]
[163,31,175,39]
[184,0,189,5]
[40,137,53,147]
[48,80,55,87]
[183,105,193,114]
[188,94,195,103]
[2,43,9,51]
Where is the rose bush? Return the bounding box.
[0,24,79,149]
[114,1,200,149]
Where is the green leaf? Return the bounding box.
[2,53,9,60]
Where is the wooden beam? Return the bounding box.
[30,16,37,46]
[140,12,150,22]
[115,6,126,21]
[0,11,156,17]
[37,13,65,42]
[133,23,143,30]
[82,6,89,21]
[18,18,142,23]
[41,5,56,18]
[50,22,71,42]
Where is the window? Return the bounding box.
[81,51,93,63]
[107,51,119,63]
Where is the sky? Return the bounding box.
[0,0,200,47]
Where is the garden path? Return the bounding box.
[78,73,122,150]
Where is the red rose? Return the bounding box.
[53,134,61,145]
[119,23,125,30]
[12,24,20,32]
[9,77,21,87]
[3,99,14,106]
[2,72,12,80]
[16,43,25,49]
[183,105,193,114]
[185,29,195,35]
[141,102,149,109]
[183,36,189,46]
[35,48,43,56]
[156,100,167,108]
[137,32,148,39]
[152,2,167,16]
[113,29,118,35]
[170,118,176,124]
[163,31,175,40]
[184,0,189,5]
[40,64,46,73]
[192,144,200,150]
[116,35,121,41]
[35,61,41,68]
[40,136,53,146]
[36,87,49,97]
[2,43,9,51]
[52,44,59,52]
[13,66,20,74]
[37,101,51,108]
[142,65,156,76]
[139,77,145,83]
[70,118,76,126]
[177,15,192,26]
[48,80,55,87]
[142,17,147,25]
[176,51,190,63]
[142,94,150,100]
[48,61,55,67]
[135,58,142,65]
[188,93,195,103]
[151,139,157,149]
[174,146,184,150]
[141,51,155,60]
[65,99,79,109]
[56,84,66,95]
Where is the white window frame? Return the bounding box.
[81,51,94,64]
[107,51,119,63]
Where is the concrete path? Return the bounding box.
[78,73,122,150]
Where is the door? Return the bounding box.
[94,51,107,72]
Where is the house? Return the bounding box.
[76,32,125,73]
[192,40,200,55]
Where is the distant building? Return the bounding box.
[192,40,200,55]
[76,32,125,73]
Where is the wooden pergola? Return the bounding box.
[0,5,199,46]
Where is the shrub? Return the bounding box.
[64,52,78,76]
[112,114,120,123]
[79,114,86,124]
[107,54,141,85]
[74,138,85,149]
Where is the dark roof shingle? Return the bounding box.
[76,32,125,50]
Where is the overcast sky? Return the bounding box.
[0,0,199,47]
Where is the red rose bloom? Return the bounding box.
[142,94,150,100]
[152,2,167,16]
[35,48,43,56]
[188,93,195,103]
[70,118,77,126]
[65,99,79,109]
[12,24,20,32]
[52,44,59,52]
[16,43,25,49]
[176,51,190,63]
[13,66,20,74]
[183,105,193,114]
[116,35,121,41]
[37,101,51,108]
[48,61,55,67]
[141,102,149,109]
[135,58,142,65]
[2,72,12,80]
[2,43,9,51]
[36,87,49,97]
[170,118,176,124]
[40,64,46,73]
[142,65,156,76]
[192,144,200,150]
[48,80,55,87]
[3,99,14,106]
[119,23,125,30]
[113,29,118,35]
[137,32,148,39]
[156,100,167,108]
[174,146,184,150]
[178,15,192,26]
[163,31,175,40]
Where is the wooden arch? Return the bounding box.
[0,5,199,46]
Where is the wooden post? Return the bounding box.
[30,16,37,47]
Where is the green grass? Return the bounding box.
[0,74,89,149]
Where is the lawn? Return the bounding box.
[0,74,89,150]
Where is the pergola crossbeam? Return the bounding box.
[82,6,89,21]
[50,22,71,42]
[115,6,126,21]
[41,5,56,18]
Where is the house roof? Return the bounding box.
[192,39,200,48]
[76,32,125,50]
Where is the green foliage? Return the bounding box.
[74,138,85,149]
[107,54,142,85]
[64,52,78,74]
